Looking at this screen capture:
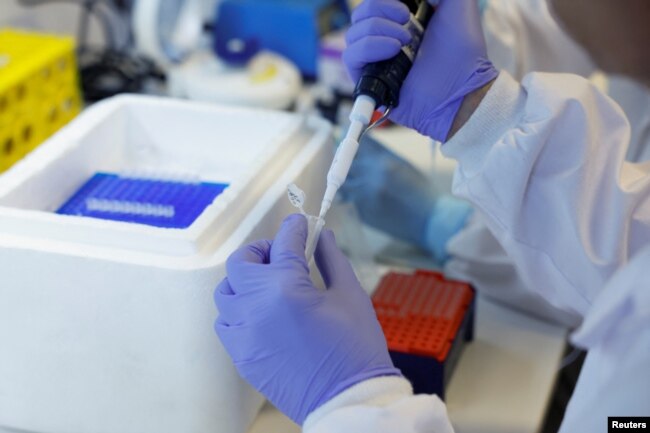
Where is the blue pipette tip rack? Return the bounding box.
[57,173,228,229]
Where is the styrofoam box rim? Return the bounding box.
[0,95,333,268]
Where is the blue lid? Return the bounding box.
[215,36,260,65]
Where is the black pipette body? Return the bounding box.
[353,0,434,109]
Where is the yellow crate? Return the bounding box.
[0,28,82,173]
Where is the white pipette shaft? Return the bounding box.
[319,94,377,218]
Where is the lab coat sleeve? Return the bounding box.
[608,76,650,163]
[302,376,455,433]
[559,245,650,432]
[442,0,640,326]
[445,212,582,327]
[483,0,595,79]
[441,71,650,317]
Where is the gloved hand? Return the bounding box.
[343,0,498,141]
[340,135,472,263]
[214,214,400,425]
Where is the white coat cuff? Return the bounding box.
[442,71,527,178]
[302,376,413,429]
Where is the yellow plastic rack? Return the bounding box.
[0,28,82,172]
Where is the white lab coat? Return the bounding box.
[303,70,650,433]
[301,1,650,431]
[443,0,650,327]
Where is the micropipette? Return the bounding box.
[317,0,435,220]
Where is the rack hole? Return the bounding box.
[16,85,26,100]
[3,137,14,155]
[0,96,7,113]
[22,125,32,143]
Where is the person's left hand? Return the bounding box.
[214,214,400,425]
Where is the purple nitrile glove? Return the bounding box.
[343,0,498,141]
[214,214,400,425]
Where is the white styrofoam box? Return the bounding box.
[0,95,334,433]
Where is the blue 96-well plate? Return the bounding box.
[57,173,228,229]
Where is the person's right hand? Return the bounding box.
[343,0,498,141]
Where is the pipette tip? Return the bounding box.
[318,202,330,219]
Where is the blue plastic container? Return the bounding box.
[57,173,228,229]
